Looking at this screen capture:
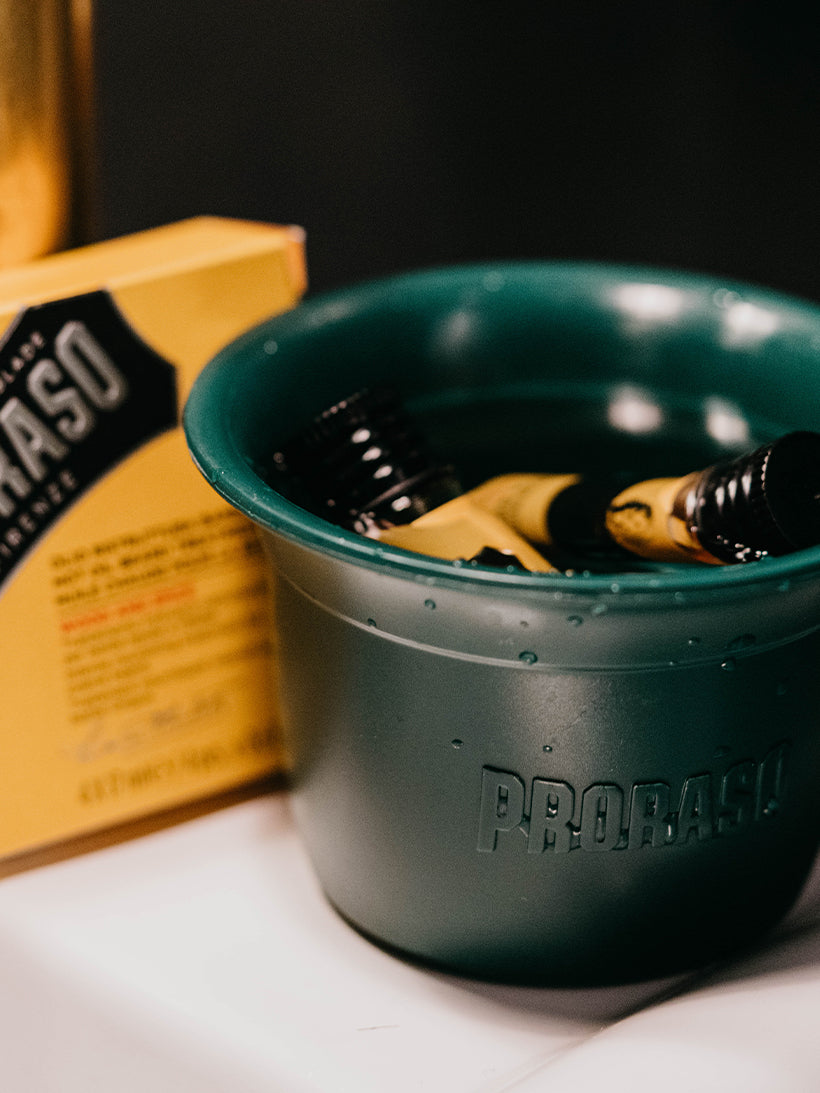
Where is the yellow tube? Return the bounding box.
[374,493,558,572]
[465,472,581,546]
[604,474,723,565]
[466,470,726,566]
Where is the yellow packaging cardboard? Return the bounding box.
[0,217,306,866]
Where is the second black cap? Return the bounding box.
[686,431,820,563]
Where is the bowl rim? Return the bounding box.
[183,259,820,596]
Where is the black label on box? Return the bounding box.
[0,290,178,590]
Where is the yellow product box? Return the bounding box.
[0,216,307,869]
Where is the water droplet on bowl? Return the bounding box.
[720,658,736,672]
[712,288,741,309]
[567,615,583,627]
[518,650,538,665]
[482,271,505,292]
[424,599,436,610]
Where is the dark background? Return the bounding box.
[91,2,820,301]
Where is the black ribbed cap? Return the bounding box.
[686,431,820,563]
[271,387,462,532]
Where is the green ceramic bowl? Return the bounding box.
[184,262,820,984]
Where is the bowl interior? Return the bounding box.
[184,261,820,587]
